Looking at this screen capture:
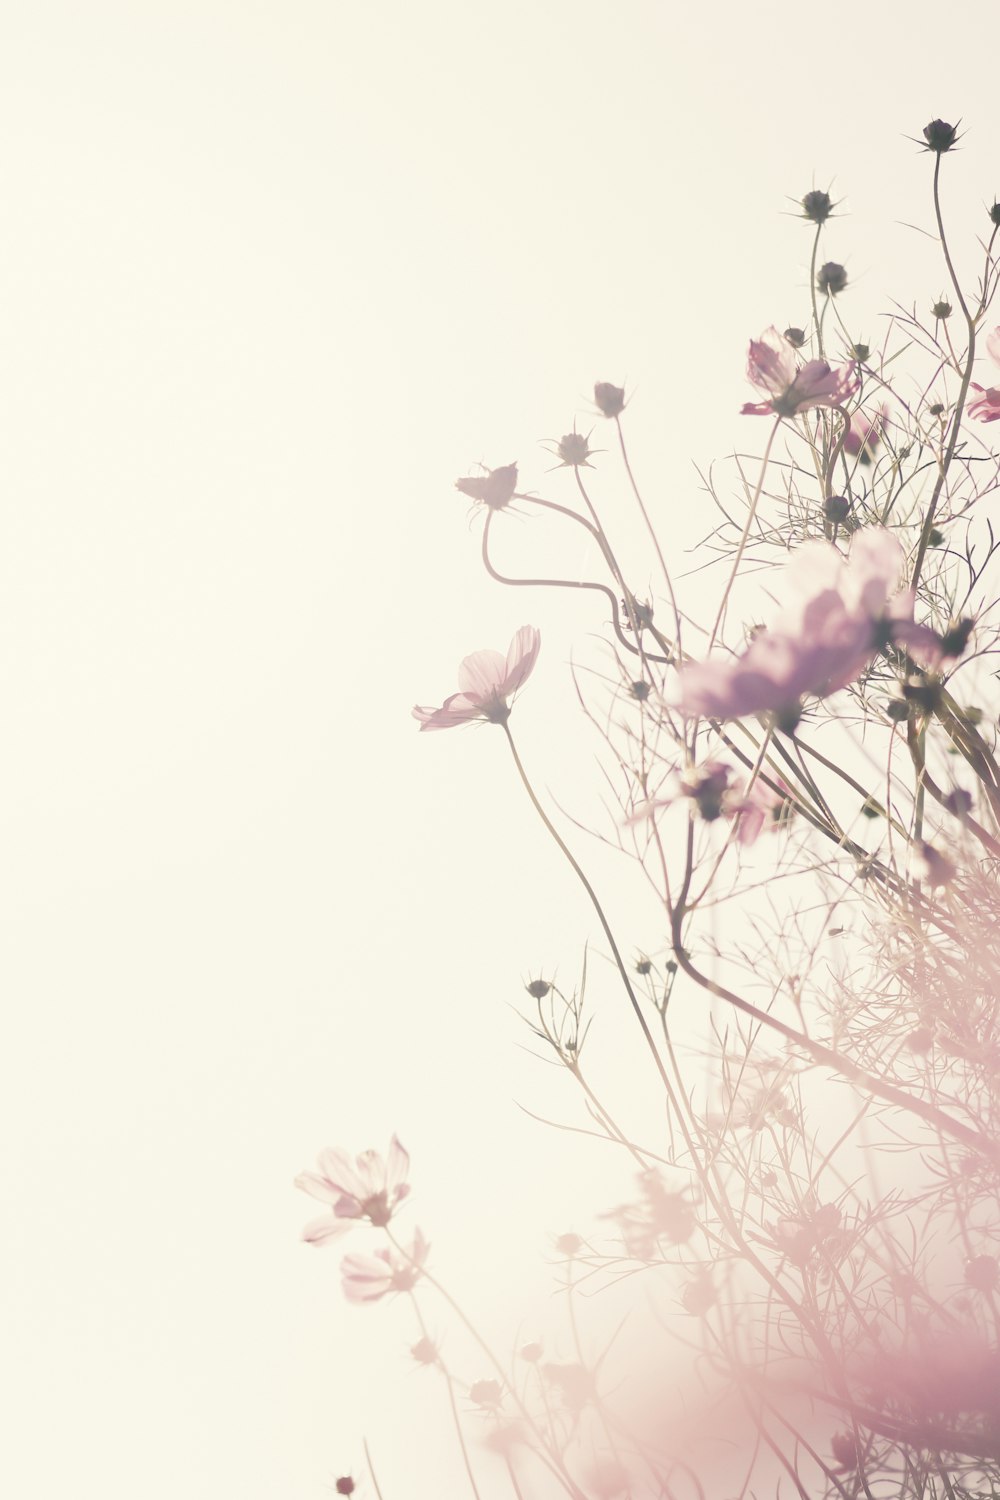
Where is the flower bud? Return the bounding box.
[800,189,833,223]
[943,788,972,818]
[928,527,945,546]
[940,618,974,658]
[783,326,806,349]
[455,463,518,510]
[335,1479,356,1496]
[922,119,958,153]
[932,299,952,319]
[831,1434,860,1472]
[885,699,909,723]
[469,1378,504,1409]
[851,342,870,361]
[629,679,651,701]
[817,262,847,296]
[411,1337,439,1366]
[990,203,1000,227]
[928,402,945,417]
[555,1232,583,1257]
[823,495,851,525]
[635,957,652,975]
[525,979,551,1000]
[556,431,593,467]
[593,381,626,418]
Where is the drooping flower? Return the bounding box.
[677,529,946,723]
[741,326,859,418]
[843,403,889,461]
[455,462,519,509]
[340,1229,429,1304]
[296,1136,410,1243]
[969,327,1000,423]
[413,626,540,731]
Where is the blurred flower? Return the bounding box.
[602,1170,696,1259]
[969,327,1000,423]
[817,261,848,295]
[411,1336,439,1365]
[335,1477,356,1495]
[296,1136,411,1243]
[783,326,807,348]
[551,429,594,466]
[801,189,834,223]
[730,774,794,847]
[677,529,946,722]
[455,462,519,510]
[341,1229,429,1304]
[843,403,889,462]
[742,326,859,417]
[469,1378,504,1409]
[413,626,541,731]
[593,382,626,417]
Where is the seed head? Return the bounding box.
[817,261,847,296]
[593,381,626,418]
[932,299,952,320]
[800,189,833,224]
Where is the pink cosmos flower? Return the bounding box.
[969,326,1000,422]
[340,1228,429,1304]
[629,762,791,847]
[413,626,540,731]
[741,326,859,417]
[730,775,794,846]
[296,1135,410,1244]
[843,403,889,460]
[677,529,945,722]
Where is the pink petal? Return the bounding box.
[301,1215,350,1246]
[317,1146,369,1200]
[385,1135,410,1196]
[294,1170,346,1206]
[413,693,484,731]
[986,327,1000,368]
[456,648,507,699]
[747,328,796,396]
[500,625,541,696]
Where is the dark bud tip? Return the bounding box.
[922,119,958,153]
[635,957,653,975]
[990,202,1000,227]
[824,495,851,525]
[801,189,833,223]
[928,527,945,546]
[817,261,848,296]
[629,679,651,701]
[526,979,551,1000]
[940,617,974,657]
[885,700,910,723]
[783,326,807,349]
[928,402,946,417]
[932,299,952,319]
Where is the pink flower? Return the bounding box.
[340,1229,429,1304]
[843,403,889,460]
[630,762,792,847]
[296,1136,410,1244]
[969,326,1000,422]
[677,529,944,722]
[413,626,540,731]
[730,775,793,847]
[455,462,518,509]
[741,326,859,417]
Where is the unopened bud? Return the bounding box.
[525,979,551,1000]
[629,679,651,701]
[783,326,806,349]
[922,119,958,153]
[801,189,833,223]
[932,299,952,319]
[817,262,847,296]
[593,382,626,418]
[824,495,851,525]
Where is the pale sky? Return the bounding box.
[2,3,998,1497]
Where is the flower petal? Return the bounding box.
[456,648,507,700]
[500,626,541,697]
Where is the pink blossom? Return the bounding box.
[413,626,540,731]
[630,762,792,847]
[843,403,889,459]
[969,326,1000,422]
[340,1229,429,1304]
[730,775,793,847]
[677,529,945,722]
[296,1136,410,1244]
[741,326,859,418]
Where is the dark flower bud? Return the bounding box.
[801,189,833,223]
[824,495,851,525]
[885,699,909,723]
[665,959,678,975]
[817,262,848,296]
[928,528,945,546]
[635,957,653,975]
[962,704,983,725]
[932,299,952,319]
[861,795,885,816]
[629,679,651,701]
[928,402,946,417]
[923,119,958,153]
[905,1026,935,1053]
[940,617,974,657]
[831,1433,860,1472]
[783,326,807,349]
[556,431,593,467]
[593,381,626,418]
[918,841,956,887]
[335,1480,356,1496]
[990,203,1000,227]
[943,787,972,818]
[903,680,941,713]
[525,978,551,1000]
[851,342,870,361]
[965,1255,999,1291]
[555,1232,583,1257]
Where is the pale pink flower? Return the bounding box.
[968,326,1000,422]
[413,626,540,731]
[730,775,793,847]
[340,1228,429,1304]
[296,1136,410,1244]
[629,762,791,846]
[843,402,889,460]
[678,529,945,722]
[741,326,859,417]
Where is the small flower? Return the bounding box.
[340,1229,429,1304]
[801,189,834,224]
[525,978,551,1000]
[817,261,847,296]
[411,1336,439,1365]
[932,298,952,319]
[555,1232,583,1257]
[922,118,958,153]
[413,626,541,731]
[843,404,888,463]
[455,463,518,510]
[593,381,626,417]
[968,327,1000,423]
[783,326,807,349]
[335,1476,356,1495]
[469,1378,504,1410]
[551,429,594,466]
[296,1136,411,1242]
[742,326,858,418]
